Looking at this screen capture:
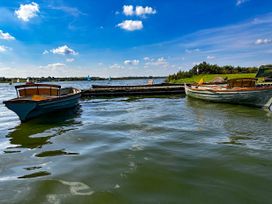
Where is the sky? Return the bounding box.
[0,0,272,77]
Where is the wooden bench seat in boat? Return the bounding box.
[227,78,257,89]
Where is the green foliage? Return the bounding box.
[172,73,256,84]
[167,62,258,82]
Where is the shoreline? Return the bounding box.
[0,76,166,84]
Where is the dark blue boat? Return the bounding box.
[3,84,81,122]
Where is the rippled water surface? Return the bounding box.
[0,80,272,204]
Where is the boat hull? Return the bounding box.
[4,93,81,122]
[185,84,272,108]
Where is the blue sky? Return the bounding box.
[0,0,272,77]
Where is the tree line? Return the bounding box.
[167,62,258,81]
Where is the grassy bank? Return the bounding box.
[170,73,256,84]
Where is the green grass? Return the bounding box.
[170,73,256,84]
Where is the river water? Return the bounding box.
[0,80,272,204]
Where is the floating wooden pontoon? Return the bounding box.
[82,83,185,97]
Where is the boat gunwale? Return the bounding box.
[188,85,272,93]
[15,83,61,89]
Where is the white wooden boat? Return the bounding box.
[185,78,272,109]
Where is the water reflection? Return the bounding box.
[124,94,185,102]
[186,98,272,149]
[35,149,79,157]
[18,171,51,179]
[5,106,82,152]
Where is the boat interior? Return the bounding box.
[60,87,80,95]
[13,84,80,101]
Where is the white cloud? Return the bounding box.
[0,67,12,72]
[50,45,78,55]
[185,48,200,53]
[48,5,85,17]
[155,57,168,66]
[135,6,156,16]
[236,0,249,6]
[109,64,124,69]
[255,38,272,45]
[66,58,75,62]
[34,63,87,77]
[0,45,9,53]
[145,57,168,67]
[122,5,156,16]
[207,56,215,59]
[0,30,15,40]
[40,63,66,71]
[123,5,134,16]
[15,2,40,22]
[117,20,143,31]
[192,62,202,66]
[144,57,150,61]
[42,50,49,54]
[47,63,65,68]
[124,59,140,66]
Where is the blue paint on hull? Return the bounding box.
[4,94,81,122]
[4,102,37,121]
